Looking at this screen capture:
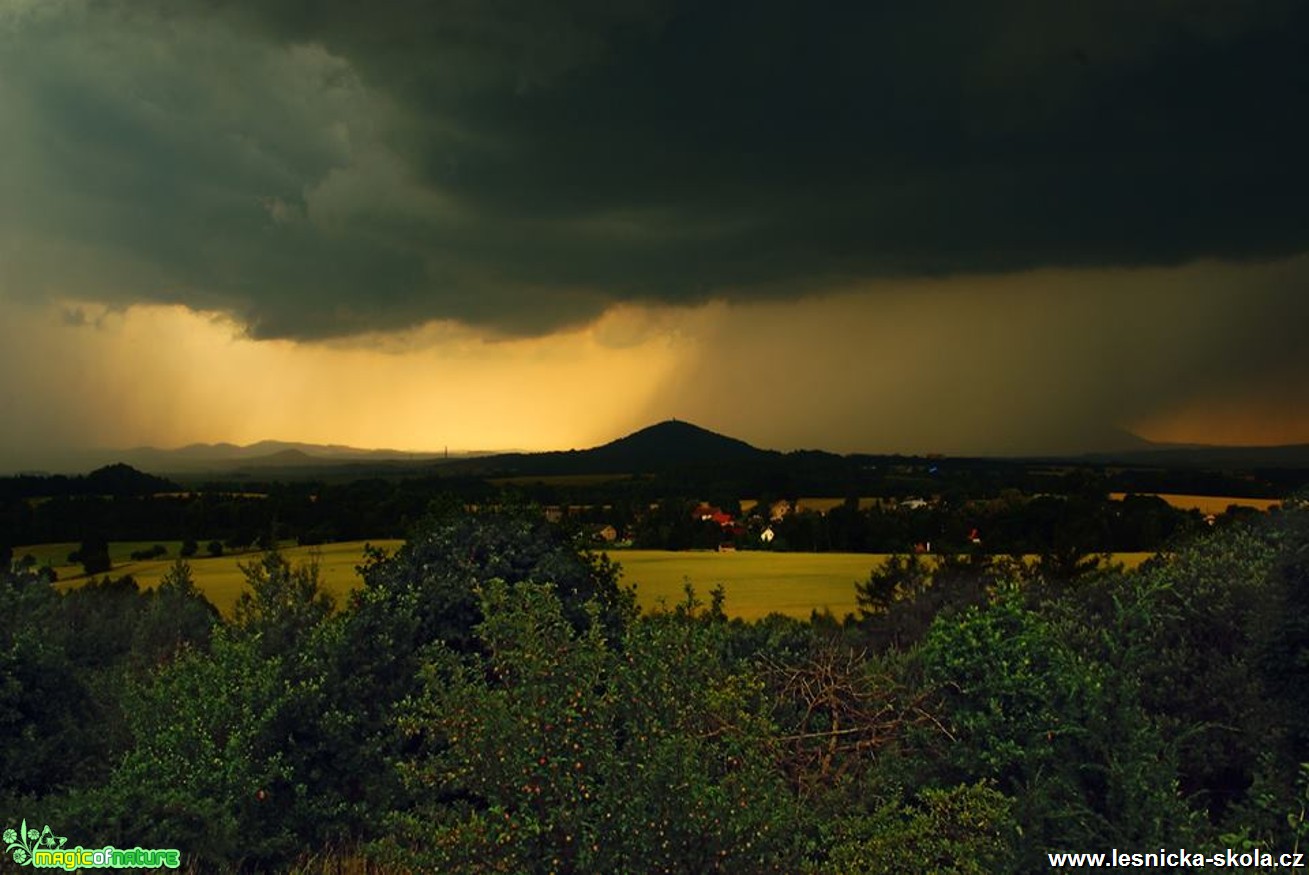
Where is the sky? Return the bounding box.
[2,0,1307,469]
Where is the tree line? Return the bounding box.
[1,475,1260,574]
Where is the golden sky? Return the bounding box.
[0,300,692,459]
[4,254,1307,469]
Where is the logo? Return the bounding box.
[4,820,180,870]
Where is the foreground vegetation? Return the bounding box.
[4,501,1309,872]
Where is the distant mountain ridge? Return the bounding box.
[125,439,449,463]
[21,421,1309,479]
[64,440,474,475]
[1081,442,1309,469]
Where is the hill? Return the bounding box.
[445,420,779,478]
[0,463,180,499]
[84,463,179,495]
[587,420,770,468]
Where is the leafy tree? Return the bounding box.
[129,560,219,669]
[0,564,96,806]
[233,551,334,659]
[70,537,112,576]
[346,506,629,661]
[88,630,308,868]
[1246,507,1309,820]
[225,531,254,551]
[855,553,995,651]
[855,554,931,620]
[1029,544,1109,585]
[308,509,634,840]
[919,589,1195,865]
[85,553,342,871]
[383,580,804,874]
[1035,517,1283,824]
[824,782,1017,874]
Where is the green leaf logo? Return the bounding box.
[4,818,67,866]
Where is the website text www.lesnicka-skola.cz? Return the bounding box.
[1049,848,1306,869]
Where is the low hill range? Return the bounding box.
[57,420,775,480]
[116,440,455,469]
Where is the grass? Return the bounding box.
[21,540,1155,621]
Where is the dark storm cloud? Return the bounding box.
[636,256,1309,455]
[3,0,1307,338]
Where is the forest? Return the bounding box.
[4,495,1309,872]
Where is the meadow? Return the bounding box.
[20,540,1154,620]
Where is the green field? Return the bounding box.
[18,541,1155,620]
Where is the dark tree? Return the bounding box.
[74,537,112,576]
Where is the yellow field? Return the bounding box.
[1109,493,1281,515]
[22,540,1154,621]
[614,550,1152,620]
[25,541,404,614]
[614,550,881,620]
[740,497,885,514]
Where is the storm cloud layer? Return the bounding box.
[3,0,1307,340]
